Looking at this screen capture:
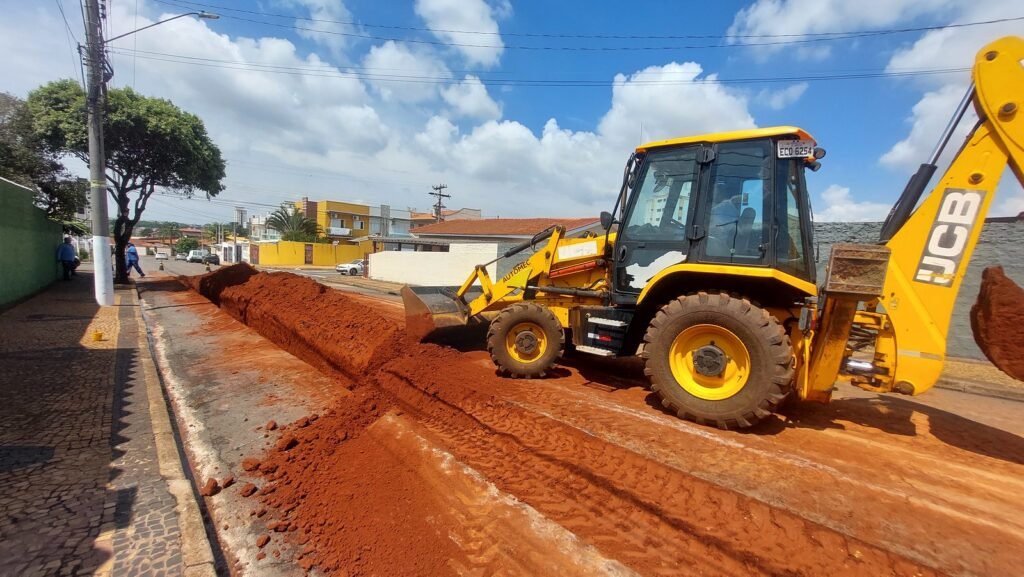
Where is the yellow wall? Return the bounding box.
[255,241,364,266]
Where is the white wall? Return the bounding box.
[369,243,498,286]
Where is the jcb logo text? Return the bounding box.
[915,188,984,286]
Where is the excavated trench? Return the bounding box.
[183,264,981,576]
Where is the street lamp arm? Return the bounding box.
[104,11,218,45]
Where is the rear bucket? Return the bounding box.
[401,285,471,342]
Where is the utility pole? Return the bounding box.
[429,184,450,223]
[83,0,114,305]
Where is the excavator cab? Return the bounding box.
[613,128,820,295]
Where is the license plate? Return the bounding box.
[777,139,815,158]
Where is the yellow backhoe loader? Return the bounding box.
[403,36,1024,429]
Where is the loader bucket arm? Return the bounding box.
[402,226,567,342]
[876,36,1024,392]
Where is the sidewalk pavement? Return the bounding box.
[0,265,217,576]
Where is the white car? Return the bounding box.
[336,259,366,276]
[155,252,169,260]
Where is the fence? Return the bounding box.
[0,177,63,307]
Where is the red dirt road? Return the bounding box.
[187,265,1024,577]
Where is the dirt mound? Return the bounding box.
[183,269,943,576]
[213,271,404,378]
[971,266,1024,380]
[184,263,259,305]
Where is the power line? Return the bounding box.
[153,0,1024,42]
[106,48,971,86]
[54,0,84,87]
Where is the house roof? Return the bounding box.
[412,217,599,238]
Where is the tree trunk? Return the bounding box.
[113,214,131,284]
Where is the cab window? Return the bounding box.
[703,140,771,264]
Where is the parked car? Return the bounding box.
[202,253,220,265]
[154,252,169,261]
[186,250,208,263]
[174,253,188,261]
[336,259,366,276]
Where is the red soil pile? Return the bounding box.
[971,266,1024,380]
[213,272,404,379]
[183,263,259,305]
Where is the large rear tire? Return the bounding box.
[642,292,793,429]
[487,303,565,378]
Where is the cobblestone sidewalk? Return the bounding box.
[0,268,215,576]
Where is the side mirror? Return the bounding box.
[600,211,615,230]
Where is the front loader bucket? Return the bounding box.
[401,285,471,342]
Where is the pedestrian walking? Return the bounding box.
[56,237,77,281]
[126,242,145,278]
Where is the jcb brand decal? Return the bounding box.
[502,260,530,283]
[915,188,985,286]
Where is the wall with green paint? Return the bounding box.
[0,177,63,307]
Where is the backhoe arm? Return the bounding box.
[875,36,1024,395]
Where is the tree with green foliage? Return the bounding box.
[0,91,87,229]
[28,80,225,283]
[266,205,321,242]
[175,236,199,255]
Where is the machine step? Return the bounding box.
[576,345,617,357]
[587,317,628,327]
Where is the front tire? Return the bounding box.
[487,303,565,378]
[642,292,793,429]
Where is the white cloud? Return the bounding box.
[414,0,505,67]
[441,75,501,120]
[878,0,1024,214]
[598,62,755,152]
[728,0,958,43]
[879,83,970,170]
[412,62,759,210]
[0,3,83,96]
[362,41,452,103]
[289,0,358,59]
[815,184,891,222]
[0,0,769,222]
[757,82,808,110]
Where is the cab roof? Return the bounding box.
[637,126,814,152]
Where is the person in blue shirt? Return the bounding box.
[126,242,145,278]
[56,237,77,281]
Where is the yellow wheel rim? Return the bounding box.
[506,322,548,363]
[668,324,750,401]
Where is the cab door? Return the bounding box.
[614,145,704,293]
[697,139,773,267]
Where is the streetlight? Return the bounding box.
[104,11,219,45]
[82,3,217,306]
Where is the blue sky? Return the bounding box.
[2,0,1023,223]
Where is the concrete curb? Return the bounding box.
[127,288,219,576]
[934,378,1024,403]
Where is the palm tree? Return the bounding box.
[266,205,320,242]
